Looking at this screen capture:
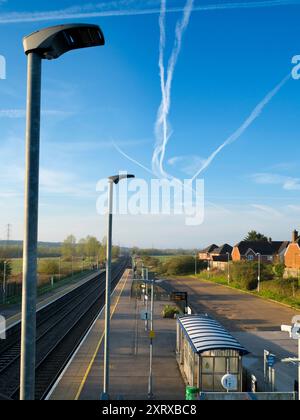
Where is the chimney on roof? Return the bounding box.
[292,230,299,243]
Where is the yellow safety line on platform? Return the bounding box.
[74,272,129,400]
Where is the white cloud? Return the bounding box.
[269,161,299,171]
[0,109,74,119]
[252,173,300,191]
[54,138,151,154]
[286,205,300,212]
[251,204,282,218]
[39,168,95,199]
[168,155,206,176]
[0,1,297,24]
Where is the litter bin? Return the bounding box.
[186,386,199,401]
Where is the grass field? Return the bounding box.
[10,257,99,277]
[151,255,187,263]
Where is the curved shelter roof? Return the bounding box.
[178,315,249,356]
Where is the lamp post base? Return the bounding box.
[100,392,110,400]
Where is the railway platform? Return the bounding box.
[1,270,105,329]
[47,270,185,401]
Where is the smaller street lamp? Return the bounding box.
[256,253,261,293]
[226,252,231,285]
[102,174,135,399]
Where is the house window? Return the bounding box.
[247,255,254,261]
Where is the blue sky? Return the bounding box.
[0,0,300,248]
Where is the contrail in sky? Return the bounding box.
[0,1,298,24]
[152,0,194,178]
[189,74,291,183]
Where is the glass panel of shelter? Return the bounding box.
[200,350,241,392]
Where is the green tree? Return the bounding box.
[77,238,87,257]
[273,263,285,279]
[231,261,258,290]
[85,236,100,258]
[112,246,120,259]
[62,235,77,260]
[159,256,195,276]
[244,231,268,242]
[98,245,106,264]
[39,260,59,275]
[231,261,274,290]
[0,260,12,283]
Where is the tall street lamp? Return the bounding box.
[21,23,105,401]
[148,275,155,400]
[2,261,7,305]
[257,253,261,293]
[102,174,135,400]
[226,252,231,285]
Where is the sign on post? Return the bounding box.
[171,292,188,303]
[149,330,155,340]
[266,354,277,368]
[141,311,150,321]
[221,374,238,392]
[264,350,276,392]
[291,316,300,340]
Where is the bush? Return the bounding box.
[231,261,256,290]
[273,263,285,279]
[39,260,59,275]
[161,256,195,276]
[231,261,276,291]
[162,305,180,318]
[142,256,162,271]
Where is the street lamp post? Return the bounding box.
[20,24,105,401]
[102,174,135,400]
[257,253,261,293]
[226,252,230,284]
[2,261,7,305]
[148,276,155,400]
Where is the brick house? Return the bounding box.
[199,244,233,271]
[285,230,300,269]
[198,244,219,261]
[210,244,233,269]
[211,244,233,258]
[232,240,288,263]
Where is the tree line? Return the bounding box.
[0,235,120,261]
[61,235,120,261]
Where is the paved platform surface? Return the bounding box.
[0,270,104,329]
[163,276,299,392]
[48,270,185,401]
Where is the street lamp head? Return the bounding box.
[23,23,105,59]
[109,174,135,185]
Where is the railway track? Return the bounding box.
[0,258,128,400]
